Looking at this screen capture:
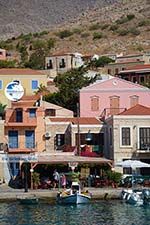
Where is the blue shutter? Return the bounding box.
[32,80,38,90]
[25,130,35,148]
[8,131,18,148]
[0,80,2,89]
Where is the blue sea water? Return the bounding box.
[0,200,149,225]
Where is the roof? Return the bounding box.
[119,104,150,115]
[80,76,149,92]
[0,68,46,75]
[49,117,102,125]
[119,64,150,74]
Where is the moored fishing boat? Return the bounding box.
[17,194,39,205]
[121,189,150,206]
[57,182,91,204]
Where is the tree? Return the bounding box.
[0,103,7,119]
[45,67,99,114]
[88,56,114,69]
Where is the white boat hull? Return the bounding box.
[57,193,91,204]
[121,189,150,206]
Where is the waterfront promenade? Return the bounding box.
[0,184,122,201]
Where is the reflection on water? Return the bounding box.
[0,200,149,225]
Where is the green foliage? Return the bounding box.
[127,14,135,21]
[88,56,114,68]
[72,28,82,34]
[56,29,73,39]
[32,39,47,50]
[106,170,122,184]
[129,28,140,36]
[39,30,49,36]
[117,29,129,36]
[18,33,33,42]
[47,38,55,49]
[93,32,103,40]
[138,19,150,27]
[0,60,16,68]
[25,39,49,69]
[109,24,118,31]
[32,172,40,186]
[89,23,101,31]
[101,24,109,30]
[25,48,47,69]
[45,67,99,113]
[0,103,7,119]
[116,14,135,25]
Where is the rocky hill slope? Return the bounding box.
[0,0,117,40]
[0,0,149,55]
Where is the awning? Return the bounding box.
[33,154,112,167]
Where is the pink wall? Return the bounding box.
[80,77,150,117]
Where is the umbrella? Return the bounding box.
[115,160,150,187]
[115,160,150,169]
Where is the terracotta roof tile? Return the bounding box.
[0,68,46,75]
[49,117,101,124]
[119,104,150,115]
[121,64,150,72]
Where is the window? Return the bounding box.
[32,80,38,90]
[91,96,99,111]
[139,128,150,150]
[25,130,35,148]
[56,134,65,147]
[47,59,53,69]
[45,109,56,117]
[115,68,119,74]
[29,109,36,118]
[0,80,2,89]
[8,130,18,148]
[132,76,137,83]
[16,109,23,122]
[121,127,131,146]
[140,76,145,83]
[59,58,66,68]
[108,69,111,74]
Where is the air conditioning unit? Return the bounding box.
[44,132,51,138]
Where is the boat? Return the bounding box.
[121,189,150,206]
[17,194,39,205]
[57,182,92,204]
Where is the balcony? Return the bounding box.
[5,117,37,127]
[137,143,150,153]
[7,142,37,154]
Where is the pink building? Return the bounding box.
[80,77,150,118]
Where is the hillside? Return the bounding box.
[0,0,150,58]
[0,0,117,40]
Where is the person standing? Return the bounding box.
[53,169,60,188]
[61,174,66,189]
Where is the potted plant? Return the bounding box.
[32,172,40,189]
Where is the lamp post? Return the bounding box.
[24,163,28,192]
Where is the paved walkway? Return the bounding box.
[0,184,123,201]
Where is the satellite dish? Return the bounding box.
[5,81,24,102]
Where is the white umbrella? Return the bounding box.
[116,160,150,188]
[115,160,150,169]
